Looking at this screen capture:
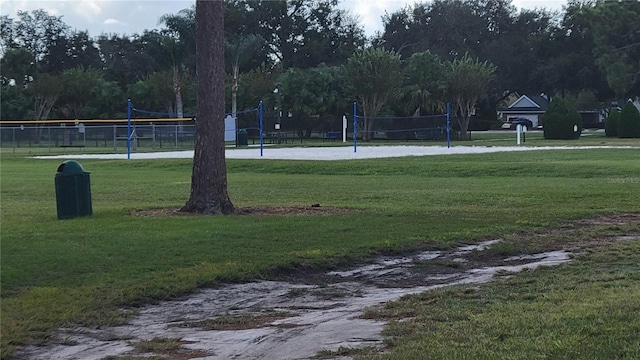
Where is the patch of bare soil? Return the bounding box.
[132,205,353,217]
[18,214,640,360]
[574,213,640,226]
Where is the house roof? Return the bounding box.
[501,95,549,113]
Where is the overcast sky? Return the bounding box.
[0,0,566,38]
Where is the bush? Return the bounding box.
[604,110,620,137]
[617,101,640,138]
[543,97,582,140]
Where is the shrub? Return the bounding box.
[604,110,620,137]
[543,97,582,140]
[617,101,640,138]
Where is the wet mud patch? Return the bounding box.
[18,214,640,360]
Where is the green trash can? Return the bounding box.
[237,129,248,147]
[55,160,93,220]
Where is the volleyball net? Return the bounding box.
[352,103,452,152]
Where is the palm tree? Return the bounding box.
[343,48,403,141]
[446,54,496,140]
[226,34,264,118]
[157,7,195,118]
[401,51,446,116]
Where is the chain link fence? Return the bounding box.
[0,123,197,153]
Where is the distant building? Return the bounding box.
[498,94,627,129]
[498,94,549,128]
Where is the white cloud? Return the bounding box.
[75,0,102,21]
[513,0,565,11]
[343,0,413,36]
[342,0,565,36]
[0,0,54,16]
[1,0,566,39]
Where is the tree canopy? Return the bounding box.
[343,47,403,141]
[446,53,496,139]
[1,0,638,128]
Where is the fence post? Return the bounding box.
[353,102,357,153]
[259,101,264,157]
[446,103,451,149]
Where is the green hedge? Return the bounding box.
[604,109,620,137]
[617,101,640,138]
[543,97,582,140]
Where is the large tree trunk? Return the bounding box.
[181,0,234,215]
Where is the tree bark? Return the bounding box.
[231,62,239,118]
[34,94,57,143]
[181,0,234,215]
[172,65,184,119]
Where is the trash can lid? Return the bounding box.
[57,160,90,175]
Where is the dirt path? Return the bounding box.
[19,238,578,360]
[18,214,640,360]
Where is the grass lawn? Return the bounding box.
[357,222,640,359]
[1,138,639,359]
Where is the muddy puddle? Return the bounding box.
[18,237,584,360]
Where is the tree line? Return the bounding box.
[1,0,638,140]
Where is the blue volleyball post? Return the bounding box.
[127,99,132,159]
[352,102,357,153]
[446,102,451,149]
[259,101,264,157]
